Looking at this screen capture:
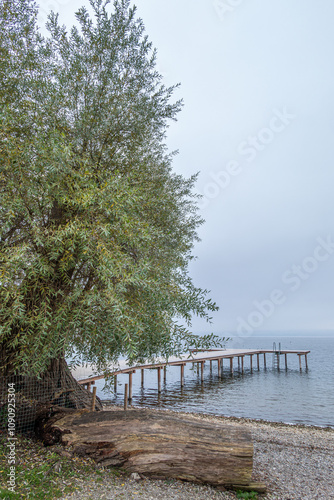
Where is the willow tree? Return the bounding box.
[0,0,222,408]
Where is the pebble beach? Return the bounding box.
[60,407,334,500]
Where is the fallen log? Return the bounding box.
[42,408,255,488]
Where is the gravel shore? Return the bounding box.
[60,407,334,500]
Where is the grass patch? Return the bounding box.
[0,434,119,499]
[236,490,258,499]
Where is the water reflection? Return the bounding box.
[109,366,319,425]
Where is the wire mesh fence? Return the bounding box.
[0,374,95,437]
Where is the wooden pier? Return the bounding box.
[76,348,310,400]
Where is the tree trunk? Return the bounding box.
[41,408,254,488]
[0,357,102,434]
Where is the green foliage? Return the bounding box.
[0,436,107,498]
[0,0,223,376]
[0,490,19,499]
[236,490,258,499]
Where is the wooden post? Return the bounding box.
[114,375,117,393]
[238,357,240,370]
[217,359,221,379]
[87,382,91,392]
[124,384,128,410]
[250,355,253,373]
[230,357,234,375]
[305,354,308,371]
[221,358,223,376]
[285,353,288,370]
[257,353,260,371]
[128,372,133,401]
[91,386,97,411]
[299,354,302,372]
[158,367,161,393]
[141,369,144,387]
[164,366,167,383]
[210,360,212,372]
[181,364,185,387]
[241,356,244,375]
[263,352,266,369]
[201,362,204,383]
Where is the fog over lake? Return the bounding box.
[38,0,334,337]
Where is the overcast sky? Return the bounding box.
[37,0,334,337]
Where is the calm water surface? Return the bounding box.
[92,335,334,428]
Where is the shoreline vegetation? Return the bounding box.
[1,406,333,499]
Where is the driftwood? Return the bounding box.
[42,408,257,489]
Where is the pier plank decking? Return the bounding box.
[76,348,310,398]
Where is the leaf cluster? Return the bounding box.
[0,0,223,376]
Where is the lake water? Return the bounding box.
[88,335,334,428]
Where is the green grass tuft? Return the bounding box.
[0,435,111,500]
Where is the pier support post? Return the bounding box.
[241,356,244,374]
[257,353,260,371]
[210,360,212,372]
[263,352,266,369]
[114,375,117,393]
[250,355,253,373]
[217,359,221,379]
[277,353,280,371]
[124,384,128,410]
[91,386,97,411]
[164,366,167,383]
[298,354,302,372]
[230,357,234,375]
[128,372,133,401]
[285,353,288,371]
[141,369,144,387]
[305,354,308,371]
[180,364,185,387]
[157,367,161,393]
[201,362,205,383]
[238,357,240,370]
